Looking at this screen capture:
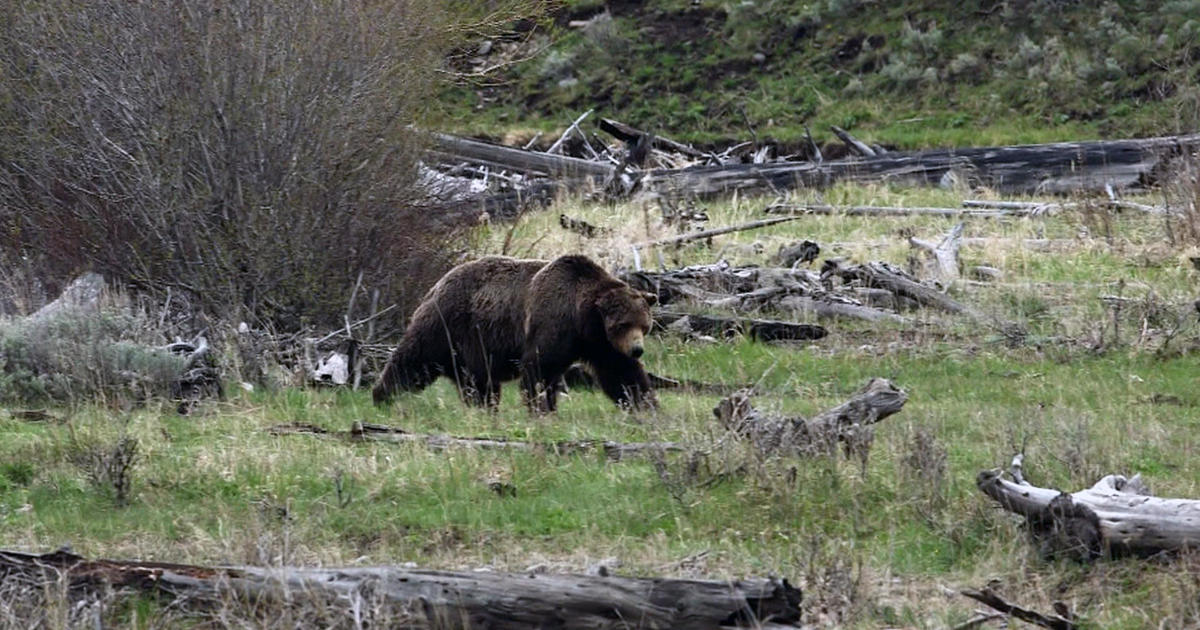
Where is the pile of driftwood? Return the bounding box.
[420,114,1200,217]
[619,253,976,332]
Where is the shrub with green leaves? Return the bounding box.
[0,309,186,403]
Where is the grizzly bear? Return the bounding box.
[372,254,656,412]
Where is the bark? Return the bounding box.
[0,548,803,630]
[977,457,1200,557]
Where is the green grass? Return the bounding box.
[433,0,1200,150]
[5,182,1200,626]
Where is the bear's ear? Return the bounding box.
[641,291,658,306]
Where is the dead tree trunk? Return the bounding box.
[427,132,614,180]
[0,548,803,630]
[714,378,907,457]
[909,222,964,284]
[823,261,979,317]
[977,456,1200,558]
[642,133,1200,197]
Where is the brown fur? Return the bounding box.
[372,254,656,412]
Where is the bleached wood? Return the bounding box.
[977,466,1200,555]
[0,548,804,630]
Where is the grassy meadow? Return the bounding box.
[3,184,1200,627]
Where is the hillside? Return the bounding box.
[435,0,1200,149]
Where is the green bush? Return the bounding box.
[0,308,186,403]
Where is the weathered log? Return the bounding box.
[714,378,907,457]
[830,125,876,157]
[427,132,614,180]
[909,222,964,283]
[269,422,685,462]
[598,118,710,160]
[766,203,1028,219]
[654,310,828,342]
[823,260,979,317]
[773,240,821,267]
[968,265,1004,282]
[778,294,910,324]
[623,264,908,325]
[977,456,1200,557]
[642,133,1200,197]
[0,548,803,630]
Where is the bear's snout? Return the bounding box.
[630,344,644,359]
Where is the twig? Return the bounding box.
[960,587,1076,630]
[949,612,1006,630]
[311,303,400,346]
[546,109,594,155]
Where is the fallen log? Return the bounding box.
[977,455,1200,558]
[599,117,710,160]
[823,260,979,317]
[714,378,907,457]
[0,548,803,630]
[654,310,828,342]
[269,422,685,462]
[778,294,910,324]
[559,213,609,238]
[765,203,1029,219]
[642,133,1200,197]
[427,132,614,180]
[830,125,877,157]
[623,264,909,325]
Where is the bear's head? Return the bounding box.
[596,286,657,359]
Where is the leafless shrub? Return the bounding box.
[1162,155,1200,247]
[800,538,871,627]
[68,430,139,507]
[901,426,948,516]
[0,0,542,331]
